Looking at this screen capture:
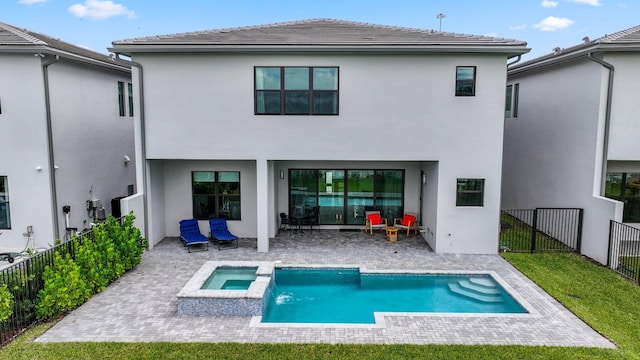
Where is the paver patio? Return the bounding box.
[36,230,615,347]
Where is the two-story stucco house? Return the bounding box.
[111,19,528,254]
[0,22,136,252]
[502,25,640,264]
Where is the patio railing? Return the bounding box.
[500,208,583,253]
[608,220,640,285]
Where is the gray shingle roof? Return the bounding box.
[111,18,528,55]
[0,22,130,70]
[510,24,640,72]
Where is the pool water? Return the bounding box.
[262,268,527,324]
[201,267,258,290]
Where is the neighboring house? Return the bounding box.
[111,18,528,254]
[502,25,640,264]
[0,22,136,251]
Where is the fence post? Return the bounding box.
[576,209,584,254]
[530,209,538,253]
[606,220,613,267]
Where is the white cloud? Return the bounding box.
[18,0,48,4]
[569,0,602,6]
[541,0,559,8]
[68,0,135,20]
[533,16,575,31]
[509,24,527,31]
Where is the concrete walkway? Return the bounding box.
[36,230,615,347]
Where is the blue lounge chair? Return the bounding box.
[179,219,209,252]
[208,218,238,250]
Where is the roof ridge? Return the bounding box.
[117,18,520,44]
[0,21,47,45]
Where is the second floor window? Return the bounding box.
[128,83,134,117]
[255,66,339,115]
[455,66,476,96]
[117,81,125,116]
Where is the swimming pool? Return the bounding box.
[262,268,527,324]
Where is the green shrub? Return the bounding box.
[36,252,91,319]
[34,212,147,320]
[0,283,14,323]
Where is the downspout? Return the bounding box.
[588,52,614,195]
[42,54,60,239]
[117,55,149,239]
[506,55,522,67]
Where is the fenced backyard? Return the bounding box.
[500,208,583,253]
[608,220,640,285]
[0,215,144,348]
[0,239,76,347]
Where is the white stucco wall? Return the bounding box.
[48,59,135,236]
[135,52,510,254]
[160,160,257,240]
[0,54,54,250]
[503,58,623,263]
[0,53,134,250]
[605,52,640,161]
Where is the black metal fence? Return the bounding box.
[500,208,584,253]
[608,220,640,285]
[0,234,78,347]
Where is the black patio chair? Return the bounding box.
[279,212,291,234]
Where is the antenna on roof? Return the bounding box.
[436,13,446,32]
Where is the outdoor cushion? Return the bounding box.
[368,213,382,225]
[401,214,416,226]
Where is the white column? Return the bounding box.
[256,159,269,252]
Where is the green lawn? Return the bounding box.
[2,252,639,360]
[500,212,571,252]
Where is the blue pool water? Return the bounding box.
[262,268,527,324]
[201,267,258,290]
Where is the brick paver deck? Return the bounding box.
[36,230,615,347]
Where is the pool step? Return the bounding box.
[458,279,501,295]
[448,278,504,303]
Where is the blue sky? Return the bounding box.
[2,0,638,60]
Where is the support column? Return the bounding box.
[256,159,269,252]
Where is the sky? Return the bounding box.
[2,0,638,60]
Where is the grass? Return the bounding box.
[500,212,570,252]
[2,253,640,359]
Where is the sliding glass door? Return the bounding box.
[289,169,404,225]
[318,170,345,224]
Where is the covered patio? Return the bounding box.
[36,230,614,347]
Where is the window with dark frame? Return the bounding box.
[127,82,134,117]
[288,169,404,225]
[192,171,241,220]
[513,83,519,117]
[117,81,125,116]
[456,178,484,206]
[255,66,339,115]
[455,66,476,96]
[0,176,10,229]
[505,85,513,117]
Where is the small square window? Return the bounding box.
[455,66,476,96]
[456,178,484,206]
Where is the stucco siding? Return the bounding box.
[48,60,135,235]
[503,58,621,263]
[0,55,55,249]
[604,52,640,161]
